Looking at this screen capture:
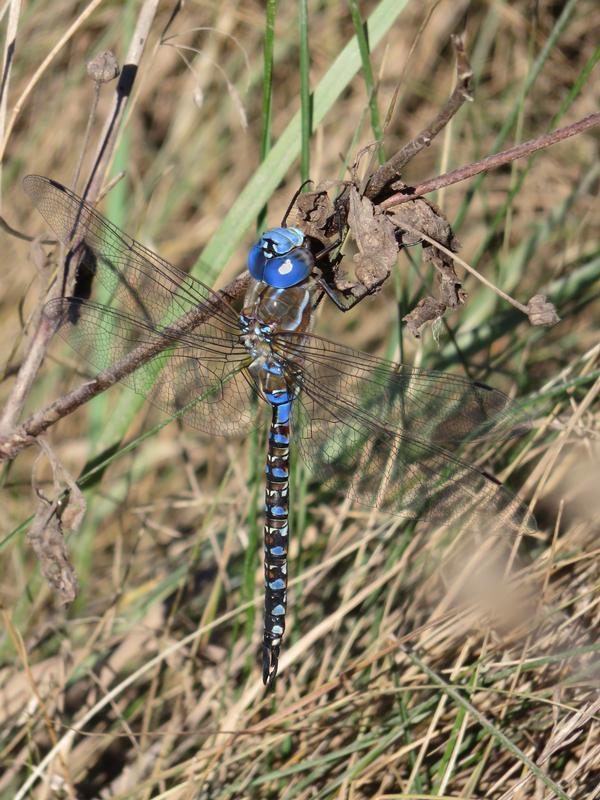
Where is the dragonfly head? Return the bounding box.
[248,227,314,288]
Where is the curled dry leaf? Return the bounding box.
[402,297,447,339]
[391,197,466,335]
[28,494,79,604]
[527,294,560,327]
[28,439,85,604]
[391,197,463,304]
[295,187,336,242]
[347,186,398,292]
[294,184,469,334]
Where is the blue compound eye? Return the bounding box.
[248,227,313,287]
[260,226,305,256]
[264,250,313,287]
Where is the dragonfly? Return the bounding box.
[24,175,533,686]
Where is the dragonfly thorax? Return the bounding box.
[24,174,533,689]
[248,226,314,288]
[241,282,314,337]
[240,280,314,407]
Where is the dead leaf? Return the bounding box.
[347,186,398,291]
[402,297,447,338]
[295,187,336,241]
[391,197,466,334]
[527,294,560,326]
[27,494,78,604]
[28,439,85,604]
[391,198,462,303]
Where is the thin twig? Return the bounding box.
[380,0,442,133]
[1,113,596,459]
[380,112,600,209]
[82,0,159,204]
[0,274,250,461]
[396,220,529,315]
[71,82,101,193]
[0,0,159,436]
[0,214,55,243]
[0,0,22,204]
[366,34,473,200]
[0,0,105,163]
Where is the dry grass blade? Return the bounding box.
[0,2,598,798]
[0,0,105,162]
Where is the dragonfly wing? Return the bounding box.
[275,331,531,444]
[278,332,534,534]
[294,385,532,535]
[24,175,241,332]
[45,298,258,436]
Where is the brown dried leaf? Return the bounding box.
[391,197,460,254]
[27,495,78,604]
[438,269,468,309]
[391,198,466,331]
[527,294,560,327]
[347,186,398,291]
[451,34,474,99]
[295,189,335,241]
[402,297,447,338]
[28,439,85,604]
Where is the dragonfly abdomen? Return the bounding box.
[262,398,292,686]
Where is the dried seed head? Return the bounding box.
[86,50,120,84]
[527,294,560,327]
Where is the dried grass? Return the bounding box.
[0,1,598,798]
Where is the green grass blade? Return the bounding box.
[257,0,278,230]
[402,646,570,800]
[349,0,384,162]
[299,0,311,182]
[198,0,410,284]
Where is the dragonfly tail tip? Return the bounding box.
[262,645,279,687]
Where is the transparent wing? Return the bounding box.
[275,332,534,534]
[25,175,258,435]
[274,331,530,443]
[24,175,241,332]
[45,298,257,436]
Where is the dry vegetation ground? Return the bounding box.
[0,1,599,798]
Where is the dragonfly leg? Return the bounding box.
[262,400,292,686]
[315,277,381,312]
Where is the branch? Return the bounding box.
[0,113,596,462]
[0,0,160,437]
[380,112,600,209]
[365,34,473,200]
[0,274,250,461]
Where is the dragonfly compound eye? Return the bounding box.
[23,173,534,690]
[248,227,313,288]
[260,227,305,257]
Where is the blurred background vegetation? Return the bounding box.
[0,1,598,797]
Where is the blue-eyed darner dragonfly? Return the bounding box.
[25,175,532,686]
